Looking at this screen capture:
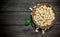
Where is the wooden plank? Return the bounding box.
[0,11,60,25]
[0,1,60,24]
[0,25,60,37]
[0,11,60,15]
[0,4,60,12]
[0,0,60,12]
[0,11,60,21]
[0,0,60,37]
[0,16,60,25]
[0,6,60,12]
[0,0,59,3]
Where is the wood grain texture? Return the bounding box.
[0,0,60,25]
[0,0,60,37]
[0,25,60,37]
[0,11,60,25]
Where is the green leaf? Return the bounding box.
[31,23,35,27]
[31,22,36,30]
[24,19,31,26]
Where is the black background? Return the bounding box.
[0,0,60,37]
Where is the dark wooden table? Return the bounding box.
[0,0,60,37]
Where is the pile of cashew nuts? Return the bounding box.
[29,4,56,34]
[34,5,55,27]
